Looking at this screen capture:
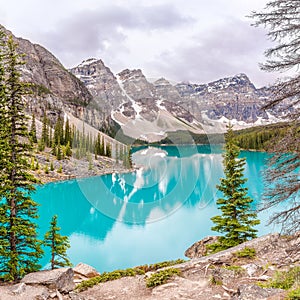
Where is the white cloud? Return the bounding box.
[0,0,277,86]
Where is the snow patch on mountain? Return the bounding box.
[116,75,142,119]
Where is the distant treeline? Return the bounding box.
[131,123,297,152]
[234,122,297,151]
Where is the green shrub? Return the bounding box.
[287,287,300,300]
[209,275,223,286]
[137,259,186,273]
[146,268,181,288]
[75,259,186,292]
[233,247,256,259]
[57,164,62,173]
[75,268,145,292]
[260,266,300,290]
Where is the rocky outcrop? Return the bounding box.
[0,25,101,131]
[185,236,219,258]
[175,73,270,123]
[70,58,279,141]
[0,233,297,299]
[70,58,126,115]
[77,233,297,300]
[21,267,75,293]
[232,284,285,300]
[73,263,100,278]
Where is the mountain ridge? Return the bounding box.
[0,24,279,143]
[70,58,278,141]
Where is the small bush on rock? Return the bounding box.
[146,268,181,288]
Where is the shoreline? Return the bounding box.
[31,151,135,184]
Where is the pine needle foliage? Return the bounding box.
[0,33,43,281]
[209,124,260,252]
[43,215,72,270]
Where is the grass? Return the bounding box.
[233,247,256,259]
[209,275,223,286]
[136,259,186,273]
[75,268,145,292]
[146,268,181,288]
[287,287,300,300]
[259,266,300,290]
[75,259,186,292]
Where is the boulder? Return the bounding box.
[185,236,219,258]
[9,282,26,295]
[21,267,74,293]
[73,262,100,278]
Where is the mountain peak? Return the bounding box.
[76,58,105,68]
[117,69,145,82]
[153,78,172,86]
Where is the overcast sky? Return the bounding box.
[0,0,278,87]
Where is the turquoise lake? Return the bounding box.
[34,145,280,272]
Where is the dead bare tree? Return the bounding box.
[251,0,300,234]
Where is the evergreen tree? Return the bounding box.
[94,133,101,157]
[105,142,112,158]
[64,118,71,145]
[100,135,105,156]
[48,125,53,148]
[56,141,62,160]
[54,115,64,146]
[65,141,72,157]
[41,112,49,147]
[43,215,71,270]
[209,124,260,252]
[115,144,119,164]
[0,34,43,281]
[123,146,132,168]
[29,114,37,143]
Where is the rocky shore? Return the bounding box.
[31,151,134,184]
[0,233,299,300]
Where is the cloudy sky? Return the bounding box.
[0,0,278,87]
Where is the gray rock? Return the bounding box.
[21,267,75,293]
[232,284,285,300]
[9,282,26,295]
[73,262,100,278]
[185,236,219,258]
[241,263,261,277]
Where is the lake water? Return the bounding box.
[34,145,279,272]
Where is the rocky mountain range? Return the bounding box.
[70,59,277,141]
[1,24,279,142]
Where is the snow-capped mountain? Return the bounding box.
[70,61,204,142]
[70,59,277,141]
[1,24,281,143]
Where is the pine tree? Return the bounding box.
[94,133,101,157]
[56,141,62,160]
[65,141,72,157]
[105,142,112,158]
[209,124,260,252]
[100,135,105,156]
[41,112,49,147]
[54,115,64,146]
[64,118,71,145]
[43,215,71,270]
[123,146,132,168]
[0,34,43,281]
[29,114,37,143]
